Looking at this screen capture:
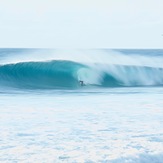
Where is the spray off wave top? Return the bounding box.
[0,49,163,89]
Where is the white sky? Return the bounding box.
[0,0,163,48]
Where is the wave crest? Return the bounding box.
[0,60,163,89]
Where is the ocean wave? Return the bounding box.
[0,60,163,89]
[0,60,85,89]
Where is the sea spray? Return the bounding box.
[0,49,163,89]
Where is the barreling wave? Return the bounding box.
[0,60,85,89]
[0,60,163,89]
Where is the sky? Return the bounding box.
[0,0,163,48]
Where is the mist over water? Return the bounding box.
[1,49,163,67]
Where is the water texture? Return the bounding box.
[0,49,163,162]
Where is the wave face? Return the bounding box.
[0,60,86,89]
[0,49,163,89]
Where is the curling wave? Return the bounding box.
[0,60,85,89]
[0,59,163,89]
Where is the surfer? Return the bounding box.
[79,80,84,86]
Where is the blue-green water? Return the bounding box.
[0,49,163,162]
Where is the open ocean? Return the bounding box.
[0,49,163,163]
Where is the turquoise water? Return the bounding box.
[0,49,163,162]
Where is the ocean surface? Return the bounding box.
[0,49,163,162]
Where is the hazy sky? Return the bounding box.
[0,0,163,48]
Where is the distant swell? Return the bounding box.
[0,60,163,89]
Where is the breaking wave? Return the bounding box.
[0,59,163,89]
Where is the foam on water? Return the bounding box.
[0,87,163,162]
